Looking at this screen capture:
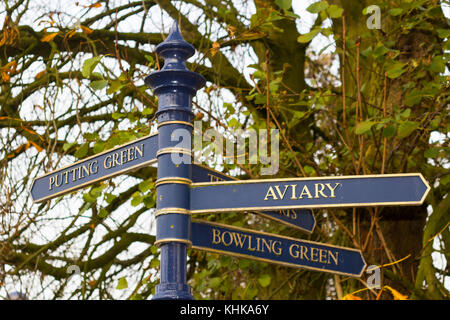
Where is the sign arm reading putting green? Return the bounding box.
[191,164,316,233]
[189,173,430,213]
[30,133,158,203]
[191,220,367,277]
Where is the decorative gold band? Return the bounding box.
[156,147,192,157]
[155,177,192,187]
[155,207,191,217]
[154,238,192,247]
[157,120,193,128]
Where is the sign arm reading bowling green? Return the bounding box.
[191,164,316,233]
[30,133,158,203]
[189,173,430,213]
[191,220,367,277]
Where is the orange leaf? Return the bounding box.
[1,71,10,82]
[210,42,220,57]
[80,25,94,35]
[384,286,408,300]
[83,2,102,8]
[41,32,59,42]
[66,29,77,39]
[342,294,362,300]
[35,70,47,80]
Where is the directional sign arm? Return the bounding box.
[190,174,430,213]
[30,133,158,203]
[191,220,367,277]
[191,164,316,233]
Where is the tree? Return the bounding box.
[0,0,448,300]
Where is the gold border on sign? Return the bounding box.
[190,219,367,278]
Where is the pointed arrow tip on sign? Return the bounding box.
[418,173,431,204]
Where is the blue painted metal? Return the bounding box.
[190,174,430,213]
[191,164,316,233]
[145,22,205,300]
[30,134,158,203]
[191,220,367,277]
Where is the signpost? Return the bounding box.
[30,21,431,300]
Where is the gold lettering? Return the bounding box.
[70,168,77,181]
[290,209,297,220]
[128,147,135,162]
[319,249,328,264]
[264,186,278,201]
[81,164,90,178]
[231,232,247,249]
[290,184,297,200]
[120,149,128,165]
[272,241,282,256]
[90,161,98,174]
[310,247,319,262]
[261,238,272,253]
[328,250,339,265]
[134,144,144,158]
[247,235,256,251]
[63,171,69,184]
[104,155,112,169]
[299,185,313,199]
[112,152,120,167]
[55,173,62,187]
[314,183,328,198]
[212,228,221,244]
[289,244,299,258]
[222,231,233,246]
[49,176,56,190]
[300,245,309,261]
[325,183,341,198]
[274,185,289,200]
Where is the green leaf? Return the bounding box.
[355,120,375,135]
[388,8,403,16]
[107,79,124,95]
[82,56,102,78]
[386,62,406,79]
[306,1,329,13]
[275,0,291,10]
[63,142,76,151]
[437,29,450,39]
[112,112,124,120]
[139,179,153,193]
[424,147,440,158]
[440,174,450,186]
[327,4,344,18]
[142,107,154,116]
[89,79,108,91]
[74,143,89,159]
[405,89,422,106]
[104,193,117,204]
[428,55,445,73]
[98,208,109,218]
[397,121,419,139]
[209,277,222,289]
[116,277,128,290]
[258,274,271,287]
[297,28,320,43]
[382,125,397,137]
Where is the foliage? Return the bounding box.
[0,0,448,300]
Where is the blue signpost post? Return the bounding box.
[30,21,431,300]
